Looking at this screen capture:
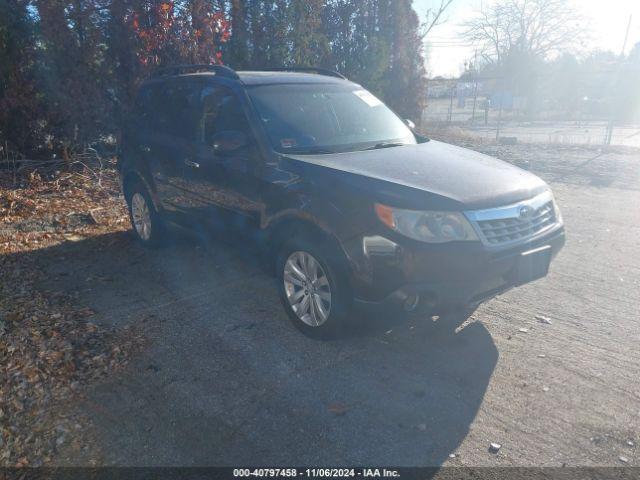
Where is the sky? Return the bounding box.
[413,0,640,77]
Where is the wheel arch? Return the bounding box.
[265,213,352,276]
[121,170,161,211]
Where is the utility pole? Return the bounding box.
[448,84,455,124]
[471,50,479,125]
[496,75,504,143]
[620,15,632,57]
[606,14,632,146]
[496,97,503,142]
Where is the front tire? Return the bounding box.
[276,235,352,339]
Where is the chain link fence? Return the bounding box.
[421,80,640,147]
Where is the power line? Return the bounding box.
[425,44,475,48]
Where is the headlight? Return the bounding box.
[374,203,479,243]
[551,195,563,224]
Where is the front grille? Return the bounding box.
[465,192,558,247]
[477,201,555,245]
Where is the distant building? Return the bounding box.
[427,77,487,100]
[426,77,457,98]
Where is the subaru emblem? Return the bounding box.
[519,205,534,219]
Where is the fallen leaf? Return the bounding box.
[535,315,553,325]
[63,233,84,242]
[327,402,349,416]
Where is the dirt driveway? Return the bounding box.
[10,143,640,466]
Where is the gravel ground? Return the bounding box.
[13,142,639,466]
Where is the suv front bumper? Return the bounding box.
[345,224,565,313]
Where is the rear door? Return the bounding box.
[141,79,201,213]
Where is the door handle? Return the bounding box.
[184,159,200,168]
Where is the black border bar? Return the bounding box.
[1,467,638,480]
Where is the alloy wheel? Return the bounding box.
[283,251,332,327]
[131,192,152,241]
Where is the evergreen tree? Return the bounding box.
[322,0,390,97]
[246,0,291,68]
[380,0,427,122]
[36,0,112,153]
[289,0,329,67]
[226,0,249,68]
[105,0,140,106]
[0,0,430,156]
[0,0,40,155]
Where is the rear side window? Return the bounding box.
[134,86,154,122]
[136,81,200,140]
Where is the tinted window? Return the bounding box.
[200,86,251,143]
[134,86,154,122]
[138,81,200,140]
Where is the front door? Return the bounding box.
[181,84,264,236]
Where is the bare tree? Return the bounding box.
[422,0,455,38]
[463,0,588,65]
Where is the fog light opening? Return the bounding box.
[403,293,420,312]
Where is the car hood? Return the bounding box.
[285,140,548,209]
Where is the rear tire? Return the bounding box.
[276,234,352,339]
[125,181,166,248]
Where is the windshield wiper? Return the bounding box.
[282,146,334,155]
[363,142,407,151]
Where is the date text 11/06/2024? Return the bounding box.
[233,468,401,478]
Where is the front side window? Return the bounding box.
[200,86,251,144]
[247,83,416,153]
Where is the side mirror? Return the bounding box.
[210,130,249,154]
[404,119,416,130]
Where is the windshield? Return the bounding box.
[247,83,417,153]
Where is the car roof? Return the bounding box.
[170,70,354,86]
[237,71,352,86]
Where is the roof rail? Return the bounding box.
[263,67,347,80]
[152,64,240,80]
